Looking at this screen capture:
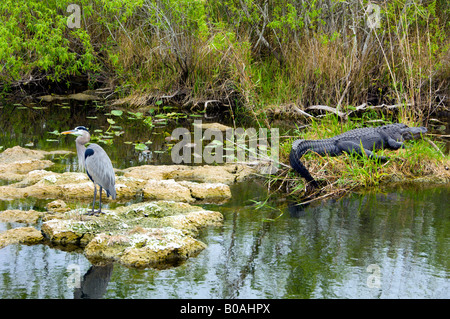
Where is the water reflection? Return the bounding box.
[0,101,448,298]
[2,183,447,299]
[74,264,114,299]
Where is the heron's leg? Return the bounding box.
[91,185,97,213]
[98,186,103,214]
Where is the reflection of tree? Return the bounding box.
[282,186,450,298]
[0,181,447,298]
[225,218,271,299]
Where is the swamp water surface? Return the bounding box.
[0,101,448,298]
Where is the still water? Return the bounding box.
[0,101,448,299]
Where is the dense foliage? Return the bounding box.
[1,0,449,117]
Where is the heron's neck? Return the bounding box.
[76,141,86,172]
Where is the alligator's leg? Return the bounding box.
[379,130,405,150]
[336,141,389,162]
[386,137,405,150]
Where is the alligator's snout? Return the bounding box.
[402,126,427,139]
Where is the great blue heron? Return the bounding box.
[62,126,116,214]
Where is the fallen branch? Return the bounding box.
[306,102,413,119]
[306,105,347,118]
[291,105,314,118]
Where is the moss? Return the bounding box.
[40,200,223,268]
[84,227,208,268]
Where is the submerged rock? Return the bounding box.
[41,201,223,268]
[37,92,100,102]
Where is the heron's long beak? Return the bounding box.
[61,130,77,135]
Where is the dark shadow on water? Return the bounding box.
[74,264,114,299]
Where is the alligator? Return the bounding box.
[289,123,427,187]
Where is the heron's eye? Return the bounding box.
[75,126,89,132]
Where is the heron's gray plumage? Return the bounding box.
[62,126,116,213]
[84,144,116,199]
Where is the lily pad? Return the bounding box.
[135,143,148,151]
[111,110,123,117]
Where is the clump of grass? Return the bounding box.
[272,116,450,199]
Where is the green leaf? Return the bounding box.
[134,143,148,151]
[111,110,123,117]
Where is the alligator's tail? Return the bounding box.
[289,143,319,188]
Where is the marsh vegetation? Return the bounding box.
[1,1,449,196]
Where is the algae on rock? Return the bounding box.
[40,201,223,268]
[85,227,207,268]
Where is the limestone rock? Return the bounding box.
[0,146,72,181]
[37,93,100,102]
[0,227,44,249]
[142,179,194,202]
[40,201,223,268]
[178,181,231,200]
[193,122,232,132]
[122,165,184,180]
[0,169,232,203]
[46,199,70,213]
[123,164,255,185]
[84,227,206,268]
[0,209,43,224]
